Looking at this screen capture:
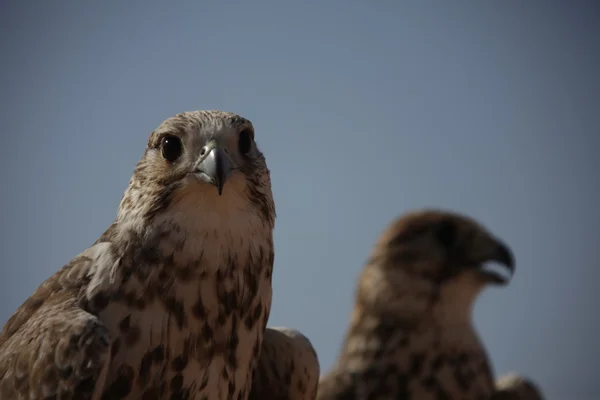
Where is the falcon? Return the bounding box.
[317,209,516,399]
[492,373,545,399]
[249,327,320,400]
[0,110,276,399]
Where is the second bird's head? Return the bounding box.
[358,209,515,318]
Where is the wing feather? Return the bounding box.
[0,242,119,399]
[249,327,320,400]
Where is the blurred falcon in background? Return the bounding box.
[317,209,519,399]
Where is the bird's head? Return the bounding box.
[117,110,275,231]
[357,209,515,321]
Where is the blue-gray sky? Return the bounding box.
[1,1,598,398]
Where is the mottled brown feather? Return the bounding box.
[0,244,118,399]
[249,327,320,400]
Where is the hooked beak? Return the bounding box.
[475,238,515,285]
[194,142,232,196]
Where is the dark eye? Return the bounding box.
[160,135,183,162]
[238,128,253,155]
[436,220,458,248]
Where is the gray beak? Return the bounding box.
[195,142,232,196]
[476,239,516,285]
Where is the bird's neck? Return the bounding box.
[112,213,271,276]
[335,304,481,374]
[339,266,484,364]
[334,307,410,372]
[113,182,274,272]
[356,265,480,326]
[356,265,436,320]
[431,281,481,326]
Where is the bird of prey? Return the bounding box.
[317,209,516,400]
[249,327,320,400]
[491,373,545,400]
[0,110,277,399]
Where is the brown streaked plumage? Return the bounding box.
[249,327,320,400]
[492,373,545,400]
[318,209,516,400]
[0,110,276,399]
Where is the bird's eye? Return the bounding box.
[160,135,183,162]
[238,128,253,155]
[436,220,458,248]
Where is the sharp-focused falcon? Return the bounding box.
[317,209,516,400]
[249,327,320,400]
[0,110,276,399]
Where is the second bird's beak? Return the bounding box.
[195,142,232,196]
[474,238,516,285]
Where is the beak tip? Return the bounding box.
[195,146,231,196]
[497,243,516,273]
[484,242,516,285]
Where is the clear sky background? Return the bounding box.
[1,2,598,398]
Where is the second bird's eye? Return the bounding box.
[238,128,253,155]
[436,220,458,249]
[160,135,183,162]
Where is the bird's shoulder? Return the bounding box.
[0,286,112,399]
[0,231,121,347]
[0,227,121,399]
[249,327,320,400]
[492,373,545,400]
[317,367,359,400]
